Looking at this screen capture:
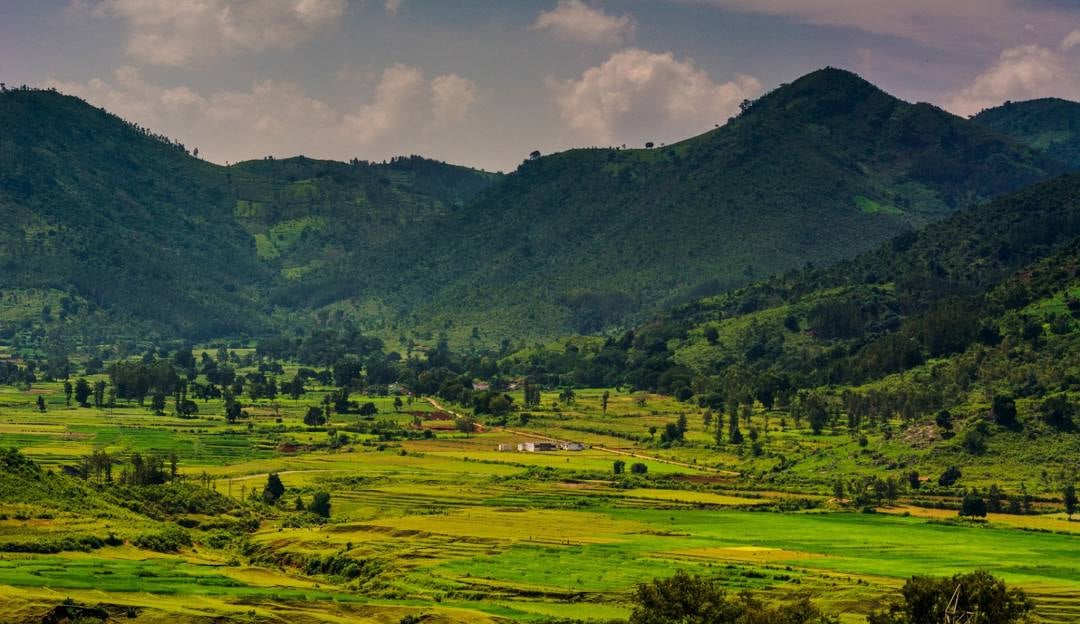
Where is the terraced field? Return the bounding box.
[0,381,1077,622]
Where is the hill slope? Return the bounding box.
[0,70,1070,346]
[538,171,1080,409]
[360,68,1066,342]
[0,88,496,343]
[973,98,1080,168]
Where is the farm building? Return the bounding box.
[558,441,585,451]
[496,443,515,451]
[517,441,557,452]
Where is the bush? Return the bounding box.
[132,527,192,553]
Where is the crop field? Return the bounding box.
[0,380,1077,623]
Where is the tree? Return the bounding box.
[991,395,1019,429]
[64,381,73,406]
[36,396,45,412]
[559,387,576,405]
[601,390,610,414]
[629,570,835,624]
[308,491,331,517]
[613,459,625,475]
[960,490,987,519]
[393,396,403,412]
[935,409,953,432]
[630,462,648,475]
[962,428,988,455]
[939,465,962,487]
[1064,483,1077,521]
[455,415,478,436]
[93,381,106,408]
[868,571,1032,624]
[72,378,92,407]
[907,471,920,490]
[359,402,378,417]
[1040,395,1075,430]
[704,326,719,345]
[304,406,326,427]
[263,473,285,503]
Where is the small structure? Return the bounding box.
[517,441,557,452]
[558,441,585,451]
[496,443,515,452]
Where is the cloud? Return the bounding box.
[532,0,636,45]
[547,48,761,144]
[944,32,1080,117]
[385,0,402,15]
[91,0,345,66]
[342,64,427,144]
[685,0,1079,51]
[43,63,478,163]
[431,74,478,126]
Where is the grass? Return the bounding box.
[0,379,1078,622]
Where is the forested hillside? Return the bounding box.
[365,68,1067,342]
[0,70,1073,348]
[517,172,1080,426]
[974,98,1080,168]
[0,88,496,344]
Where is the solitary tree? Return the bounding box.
[601,390,610,414]
[64,381,73,406]
[960,490,988,519]
[36,396,46,412]
[613,459,626,475]
[304,406,326,427]
[308,491,331,517]
[630,462,648,475]
[263,473,285,503]
[74,378,92,407]
[1064,483,1077,521]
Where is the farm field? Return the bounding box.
[0,379,1077,622]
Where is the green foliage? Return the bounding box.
[974,97,1080,167]
[307,491,331,518]
[629,570,836,624]
[131,527,192,553]
[868,570,1032,624]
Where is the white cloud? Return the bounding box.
[547,48,761,144]
[91,0,345,66]
[385,0,403,15]
[944,32,1080,117]
[342,64,427,144]
[532,0,636,45]
[431,74,478,126]
[43,63,478,163]
[1061,29,1080,51]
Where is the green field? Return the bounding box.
[0,377,1077,623]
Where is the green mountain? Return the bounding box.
[973,98,1080,168]
[361,68,1066,342]
[0,69,1069,347]
[0,87,496,344]
[542,171,1080,409]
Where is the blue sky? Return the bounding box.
[4,1,1080,171]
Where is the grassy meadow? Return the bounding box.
[0,379,1077,623]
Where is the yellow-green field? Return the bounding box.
[0,382,1077,623]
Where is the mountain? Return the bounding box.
[0,69,1069,347]
[365,68,1066,342]
[542,171,1080,404]
[973,98,1080,168]
[0,87,496,344]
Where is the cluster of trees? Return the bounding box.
[628,569,1032,624]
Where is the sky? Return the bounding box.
[4,1,1080,171]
